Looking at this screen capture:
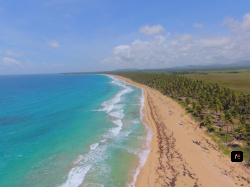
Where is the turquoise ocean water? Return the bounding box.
[0,74,152,187]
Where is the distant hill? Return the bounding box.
[165,61,250,71]
[115,68,140,72]
[60,61,250,74]
[114,61,250,72]
[229,60,250,67]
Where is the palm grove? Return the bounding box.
[114,72,250,164]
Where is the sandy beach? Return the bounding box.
[109,75,250,187]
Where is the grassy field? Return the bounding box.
[180,70,250,94]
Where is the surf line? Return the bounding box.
[59,75,136,187]
[107,75,153,187]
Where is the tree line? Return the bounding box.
[112,72,250,163]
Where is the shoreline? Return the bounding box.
[108,74,250,187]
[130,86,153,186]
[104,74,152,187]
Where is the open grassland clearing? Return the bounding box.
[181,70,250,94]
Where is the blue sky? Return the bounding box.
[0,0,250,74]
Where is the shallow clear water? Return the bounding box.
[0,74,151,187]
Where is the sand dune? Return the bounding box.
[110,75,250,187]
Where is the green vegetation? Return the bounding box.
[205,132,231,156]
[181,71,250,94]
[214,131,234,142]
[232,145,250,163]
[112,72,250,165]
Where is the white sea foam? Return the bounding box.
[103,77,152,187]
[73,155,84,165]
[60,76,150,187]
[110,120,123,136]
[140,89,145,116]
[95,75,133,139]
[129,145,151,187]
[132,119,140,124]
[122,130,132,137]
[93,105,114,113]
[90,143,99,150]
[94,76,133,113]
[59,144,109,187]
[116,145,137,154]
[113,104,125,110]
[128,88,153,187]
[110,130,131,140]
[59,165,91,187]
[84,183,104,187]
[109,110,124,119]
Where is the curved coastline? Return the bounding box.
[104,75,153,187]
[59,75,145,187]
[104,74,154,186]
[108,74,250,187]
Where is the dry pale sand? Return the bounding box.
[109,75,250,187]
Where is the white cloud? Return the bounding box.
[223,13,250,34]
[101,13,250,69]
[101,34,171,67]
[139,24,165,35]
[178,34,193,42]
[154,33,170,43]
[6,50,22,57]
[193,23,203,28]
[49,40,60,48]
[201,37,230,48]
[0,57,22,67]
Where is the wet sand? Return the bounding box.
[109,74,250,187]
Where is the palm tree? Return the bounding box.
[208,101,214,111]
[192,102,197,110]
[246,96,250,116]
[214,104,220,114]
[238,95,244,115]
[236,123,250,166]
[196,105,203,117]
[235,123,247,140]
[203,114,213,126]
[230,110,238,137]
[198,98,205,109]
[203,114,214,131]
[231,110,238,119]
[240,115,247,125]
[245,123,250,166]
[117,72,250,150]
[222,111,233,143]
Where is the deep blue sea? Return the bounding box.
[0,74,152,187]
